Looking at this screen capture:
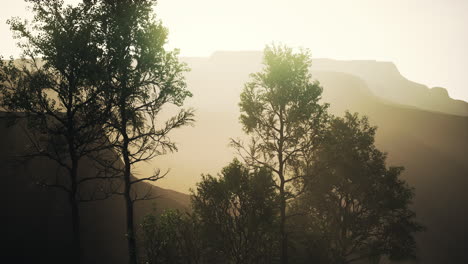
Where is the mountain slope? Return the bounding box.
[0,114,190,264]
[315,70,468,263]
[311,58,468,116]
[183,51,468,116]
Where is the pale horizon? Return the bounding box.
[1,0,467,101]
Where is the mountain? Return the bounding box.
[180,51,468,116]
[149,51,467,263]
[311,58,468,116]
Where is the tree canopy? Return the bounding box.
[89,1,194,263]
[0,1,113,262]
[1,1,194,263]
[232,44,329,264]
[191,159,279,264]
[292,112,423,263]
[1,1,425,260]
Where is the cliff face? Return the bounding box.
[0,114,190,264]
[311,58,468,116]
[199,52,468,116]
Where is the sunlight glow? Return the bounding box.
[1,0,467,100]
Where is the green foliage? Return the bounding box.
[0,1,116,263]
[93,0,194,161]
[88,1,195,263]
[192,159,279,264]
[1,1,195,263]
[233,44,329,263]
[1,0,109,159]
[236,46,329,171]
[1,5,425,261]
[240,45,327,136]
[140,210,202,264]
[292,112,424,263]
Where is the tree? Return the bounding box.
[231,44,328,263]
[293,112,424,263]
[140,210,202,264]
[91,1,194,263]
[192,159,279,264]
[0,1,115,263]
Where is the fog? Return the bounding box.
[1,0,468,101]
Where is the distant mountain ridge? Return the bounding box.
[311,58,468,116]
[201,51,468,116]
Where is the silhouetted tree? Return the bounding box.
[0,1,115,263]
[231,44,328,264]
[192,159,279,264]
[91,1,194,263]
[292,112,424,263]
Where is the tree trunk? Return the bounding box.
[123,139,137,264]
[124,181,137,264]
[70,195,81,264]
[278,111,288,264]
[67,91,82,263]
[279,190,288,264]
[70,163,82,264]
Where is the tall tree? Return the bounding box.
[92,1,194,263]
[231,44,328,263]
[0,1,114,263]
[192,159,279,264]
[293,112,424,263]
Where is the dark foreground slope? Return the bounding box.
[0,114,190,264]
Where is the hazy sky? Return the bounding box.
[1,0,467,101]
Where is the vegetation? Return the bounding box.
[0,1,112,263]
[192,159,279,264]
[140,47,422,264]
[289,112,424,263]
[140,210,202,264]
[90,1,194,263]
[1,0,193,263]
[0,1,423,264]
[231,44,329,263]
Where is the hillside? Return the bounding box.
[312,58,468,116]
[0,113,190,264]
